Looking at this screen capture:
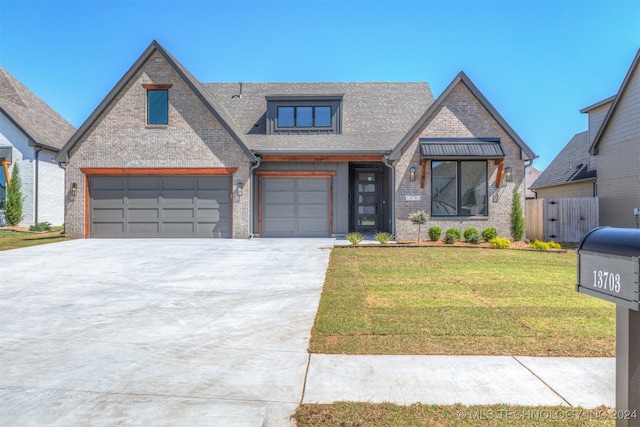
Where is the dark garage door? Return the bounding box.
[90,175,231,238]
[262,178,330,237]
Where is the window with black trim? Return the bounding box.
[431,160,488,216]
[266,96,342,135]
[277,106,333,128]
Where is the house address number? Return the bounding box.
[592,270,621,293]
[405,195,421,201]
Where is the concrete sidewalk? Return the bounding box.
[303,355,615,408]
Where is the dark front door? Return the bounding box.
[354,169,380,231]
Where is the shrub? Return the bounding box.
[465,231,482,244]
[490,237,511,249]
[408,210,430,242]
[373,232,394,244]
[510,188,525,241]
[345,232,365,245]
[4,163,23,226]
[481,227,498,241]
[428,226,442,241]
[463,228,479,241]
[444,227,462,244]
[530,240,562,251]
[29,222,52,232]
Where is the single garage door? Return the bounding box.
[262,178,330,237]
[90,175,231,238]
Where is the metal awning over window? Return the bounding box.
[420,138,504,159]
[0,147,12,162]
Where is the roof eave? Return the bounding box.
[0,107,61,153]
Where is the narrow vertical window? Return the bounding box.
[147,90,168,125]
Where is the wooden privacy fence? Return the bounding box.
[525,197,599,243]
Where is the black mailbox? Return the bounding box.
[576,227,640,311]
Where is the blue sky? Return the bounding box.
[0,0,638,170]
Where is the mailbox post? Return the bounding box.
[577,227,640,426]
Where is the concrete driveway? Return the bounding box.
[0,238,333,426]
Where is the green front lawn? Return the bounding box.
[295,403,615,427]
[310,247,615,357]
[0,229,68,251]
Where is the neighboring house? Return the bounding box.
[530,131,597,199]
[524,166,542,199]
[588,48,640,228]
[0,67,76,226]
[56,41,536,240]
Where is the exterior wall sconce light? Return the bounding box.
[71,182,77,197]
[505,167,513,182]
[235,182,243,197]
[410,166,416,181]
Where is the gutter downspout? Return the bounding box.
[523,157,537,223]
[249,156,262,238]
[383,154,395,237]
[34,146,43,224]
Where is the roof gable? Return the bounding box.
[589,48,640,154]
[388,71,536,161]
[0,67,76,151]
[56,41,256,163]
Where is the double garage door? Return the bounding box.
[262,178,330,237]
[90,175,231,238]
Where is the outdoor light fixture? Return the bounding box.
[235,182,243,197]
[505,167,513,182]
[71,182,77,197]
[410,166,416,181]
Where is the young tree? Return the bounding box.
[510,187,525,241]
[4,163,24,226]
[408,210,429,243]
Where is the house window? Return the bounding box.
[432,160,488,216]
[147,90,168,125]
[277,106,333,128]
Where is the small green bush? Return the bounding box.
[465,231,481,244]
[373,232,394,244]
[481,227,498,241]
[345,232,365,245]
[490,237,511,249]
[548,240,562,250]
[408,210,430,242]
[29,222,52,232]
[463,228,478,241]
[428,226,442,241]
[444,228,462,244]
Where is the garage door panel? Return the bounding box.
[128,177,160,190]
[262,177,330,237]
[90,175,231,238]
[163,176,195,190]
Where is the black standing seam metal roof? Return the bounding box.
[419,138,505,159]
[0,147,12,161]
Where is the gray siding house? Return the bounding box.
[56,41,536,240]
[1,67,76,226]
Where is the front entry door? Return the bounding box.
[354,169,380,231]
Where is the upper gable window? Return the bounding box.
[142,84,172,125]
[277,106,332,128]
[267,95,342,135]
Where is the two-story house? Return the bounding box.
[56,41,536,240]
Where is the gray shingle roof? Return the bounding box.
[0,67,76,151]
[530,131,595,190]
[206,82,434,152]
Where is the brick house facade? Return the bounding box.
[57,41,536,240]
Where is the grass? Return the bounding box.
[0,229,68,251]
[295,403,615,426]
[310,247,615,357]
